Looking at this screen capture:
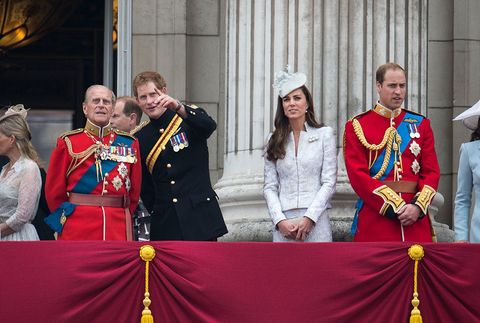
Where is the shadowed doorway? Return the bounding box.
[0,0,115,168]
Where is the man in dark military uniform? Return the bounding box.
[132,71,227,241]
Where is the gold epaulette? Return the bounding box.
[131,120,150,135]
[347,109,370,122]
[114,128,136,140]
[60,128,83,139]
[414,185,436,214]
[373,185,406,215]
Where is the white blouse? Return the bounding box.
[0,157,41,240]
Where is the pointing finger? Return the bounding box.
[154,87,162,96]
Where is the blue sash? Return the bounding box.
[45,134,135,233]
[351,112,424,236]
[72,135,133,193]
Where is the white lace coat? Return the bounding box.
[0,157,41,240]
[264,125,337,242]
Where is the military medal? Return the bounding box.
[100,146,110,160]
[117,162,128,178]
[111,175,123,191]
[180,132,189,147]
[411,159,420,174]
[106,145,137,163]
[407,123,420,139]
[408,124,415,138]
[409,141,421,157]
[414,124,420,138]
[170,134,187,152]
[409,123,420,138]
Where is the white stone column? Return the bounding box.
[117,0,133,96]
[216,0,428,241]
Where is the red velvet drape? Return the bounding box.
[1,242,479,323]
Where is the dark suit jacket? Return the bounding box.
[135,106,227,241]
[33,168,55,240]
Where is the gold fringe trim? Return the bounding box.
[408,244,424,323]
[140,245,156,323]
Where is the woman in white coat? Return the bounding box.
[454,115,480,242]
[264,69,337,242]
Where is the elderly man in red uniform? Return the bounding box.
[45,85,141,240]
[343,63,440,242]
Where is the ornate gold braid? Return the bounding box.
[371,133,395,179]
[352,118,396,150]
[351,118,400,179]
[64,137,100,177]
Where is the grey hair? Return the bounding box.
[84,85,116,105]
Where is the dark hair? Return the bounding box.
[376,62,406,84]
[117,96,143,125]
[132,71,167,98]
[471,117,480,141]
[265,85,323,161]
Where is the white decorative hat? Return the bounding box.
[272,65,307,98]
[453,99,480,130]
[0,104,29,122]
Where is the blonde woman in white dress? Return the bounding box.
[0,105,41,240]
[264,70,337,242]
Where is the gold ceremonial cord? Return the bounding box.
[352,118,396,150]
[64,137,100,177]
[371,134,394,179]
[351,119,401,179]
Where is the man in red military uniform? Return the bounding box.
[45,85,141,240]
[343,63,440,242]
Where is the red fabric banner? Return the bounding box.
[1,242,479,323]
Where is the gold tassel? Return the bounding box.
[95,157,103,182]
[140,245,156,323]
[408,244,425,323]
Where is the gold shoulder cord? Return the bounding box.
[64,137,100,177]
[351,119,401,179]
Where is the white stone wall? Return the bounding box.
[450,0,480,227]
[428,0,480,227]
[428,0,454,226]
[132,0,223,182]
[129,0,480,239]
[216,0,429,241]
